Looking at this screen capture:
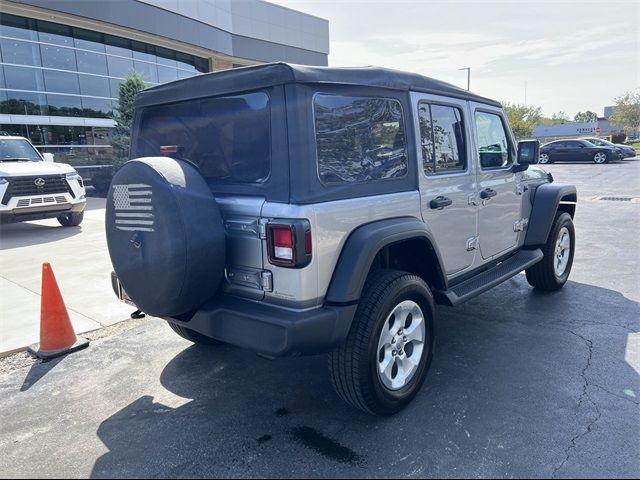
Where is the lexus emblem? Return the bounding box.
[34,178,45,187]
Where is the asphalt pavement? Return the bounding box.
[0,159,638,478]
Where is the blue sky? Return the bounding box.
[272,0,639,118]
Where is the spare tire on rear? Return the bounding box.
[106,157,226,317]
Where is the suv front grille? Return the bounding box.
[1,175,74,205]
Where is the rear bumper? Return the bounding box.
[0,200,85,224]
[110,272,356,357]
[168,295,357,357]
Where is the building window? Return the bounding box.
[76,50,108,76]
[78,74,110,98]
[3,65,45,91]
[43,70,80,95]
[0,38,41,66]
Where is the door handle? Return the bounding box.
[430,196,453,209]
[480,188,497,199]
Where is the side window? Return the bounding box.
[418,102,466,174]
[474,111,512,169]
[314,94,407,184]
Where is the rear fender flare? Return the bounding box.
[325,217,446,305]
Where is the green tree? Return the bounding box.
[573,110,597,123]
[551,111,570,124]
[610,90,640,133]
[503,102,543,139]
[111,71,146,168]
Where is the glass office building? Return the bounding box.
[0,13,208,164]
[0,0,329,170]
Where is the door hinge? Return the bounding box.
[260,270,273,292]
[515,183,528,195]
[466,236,479,251]
[258,218,269,239]
[514,218,529,232]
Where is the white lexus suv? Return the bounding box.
[0,136,86,226]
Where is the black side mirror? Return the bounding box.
[513,139,540,172]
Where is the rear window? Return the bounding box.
[133,91,270,183]
[313,94,407,184]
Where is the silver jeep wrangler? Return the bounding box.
[107,63,577,415]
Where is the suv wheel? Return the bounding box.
[168,322,221,346]
[593,152,608,164]
[57,211,83,227]
[525,212,575,291]
[328,269,435,415]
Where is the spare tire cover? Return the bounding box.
[106,157,225,317]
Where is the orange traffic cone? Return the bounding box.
[28,263,89,360]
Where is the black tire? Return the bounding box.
[168,322,221,345]
[526,212,575,291]
[328,269,435,415]
[57,211,84,227]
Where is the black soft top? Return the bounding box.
[135,62,501,108]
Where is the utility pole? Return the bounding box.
[459,67,471,91]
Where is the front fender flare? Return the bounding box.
[524,183,577,246]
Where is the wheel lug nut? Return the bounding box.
[392,350,397,356]
[403,336,407,341]
[391,338,396,344]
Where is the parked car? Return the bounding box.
[106,63,577,415]
[539,139,621,164]
[0,136,86,226]
[581,137,636,159]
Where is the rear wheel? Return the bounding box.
[328,269,435,415]
[593,151,608,164]
[526,212,574,291]
[57,211,83,227]
[168,322,221,345]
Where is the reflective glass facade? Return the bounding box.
[0,13,208,164]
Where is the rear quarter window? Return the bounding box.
[313,94,408,184]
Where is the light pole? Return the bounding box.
[459,67,470,91]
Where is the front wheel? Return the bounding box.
[328,269,435,415]
[526,212,575,291]
[593,152,608,164]
[57,211,84,227]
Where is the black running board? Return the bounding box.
[434,248,543,306]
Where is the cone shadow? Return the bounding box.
[19,356,63,392]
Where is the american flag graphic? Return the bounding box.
[112,184,154,232]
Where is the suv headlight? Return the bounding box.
[65,172,84,188]
[0,177,7,185]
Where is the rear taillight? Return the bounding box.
[160,145,180,155]
[266,221,312,268]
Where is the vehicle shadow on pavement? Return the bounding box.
[90,277,639,478]
[0,222,82,249]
